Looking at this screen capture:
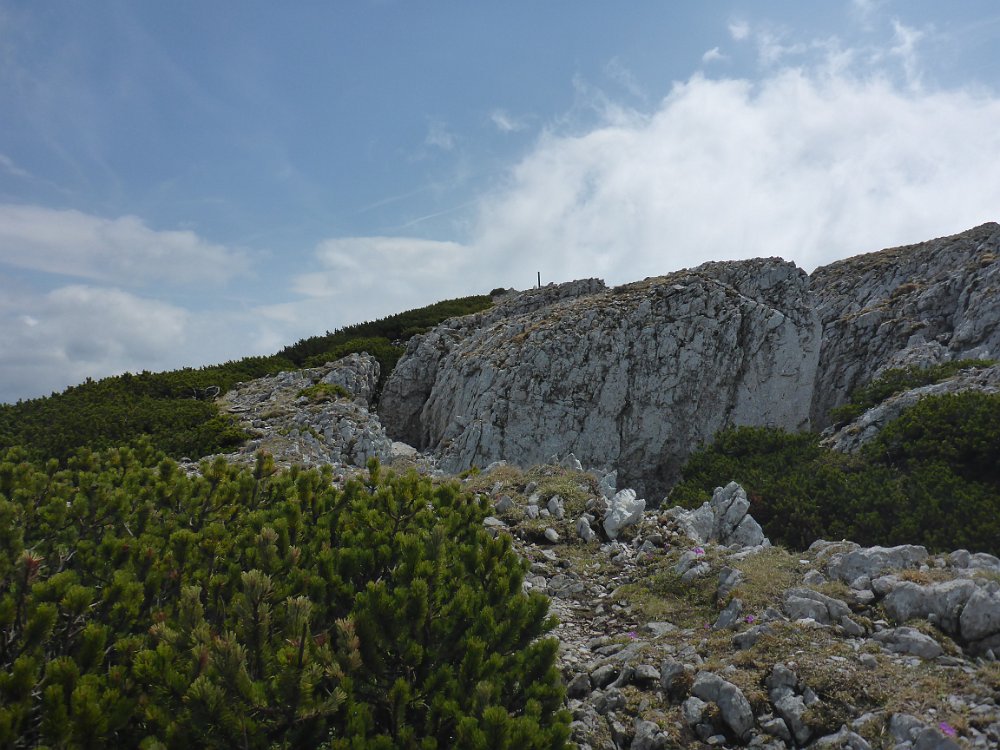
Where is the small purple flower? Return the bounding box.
[704,622,711,630]
[745,614,756,624]
[938,722,957,737]
[693,546,705,556]
[627,630,638,640]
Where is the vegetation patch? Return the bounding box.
[297,382,352,403]
[0,446,569,748]
[670,390,1000,554]
[829,358,995,425]
[0,294,495,465]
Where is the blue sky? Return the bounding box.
[3,1,1000,402]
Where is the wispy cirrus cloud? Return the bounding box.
[490,109,528,133]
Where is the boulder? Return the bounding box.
[872,626,944,659]
[783,587,852,625]
[603,489,645,540]
[672,482,769,548]
[825,545,929,584]
[691,671,755,741]
[882,579,977,636]
[959,587,1000,645]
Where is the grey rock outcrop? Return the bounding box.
[216,353,394,470]
[671,482,770,548]
[882,579,978,637]
[824,544,929,584]
[380,260,821,497]
[810,222,1000,426]
[690,671,755,741]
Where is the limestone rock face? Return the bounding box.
[216,353,394,470]
[809,222,1000,427]
[379,279,607,447]
[380,259,821,497]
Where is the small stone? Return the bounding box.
[645,621,677,637]
[548,495,566,519]
[576,516,596,542]
[713,598,743,631]
[590,664,620,689]
[566,672,591,698]
[544,527,560,543]
[632,664,661,688]
[494,495,516,513]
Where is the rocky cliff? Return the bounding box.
[376,223,1000,495]
[809,222,1000,427]
[380,258,821,498]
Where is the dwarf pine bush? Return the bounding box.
[0,444,569,749]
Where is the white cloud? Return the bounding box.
[0,284,189,401]
[282,40,1000,331]
[604,57,646,100]
[0,205,248,286]
[729,20,750,41]
[490,109,527,133]
[467,67,1000,284]
[851,0,886,28]
[285,236,472,323]
[702,47,726,64]
[0,153,30,179]
[889,19,926,88]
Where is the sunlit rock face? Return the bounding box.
[380,258,821,499]
[809,222,1000,427]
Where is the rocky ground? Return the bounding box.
[459,458,1000,749]
[198,348,1000,749]
[193,222,1000,747]
[208,352,406,474]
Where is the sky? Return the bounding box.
[3,1,1000,403]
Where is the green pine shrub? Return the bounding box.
[829,358,995,425]
[0,446,569,748]
[670,391,1000,554]
[0,294,495,465]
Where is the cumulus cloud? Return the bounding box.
[285,38,1000,324]
[0,284,189,401]
[469,69,1000,283]
[728,20,750,41]
[0,204,248,286]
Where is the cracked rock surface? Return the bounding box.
[380,259,820,499]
